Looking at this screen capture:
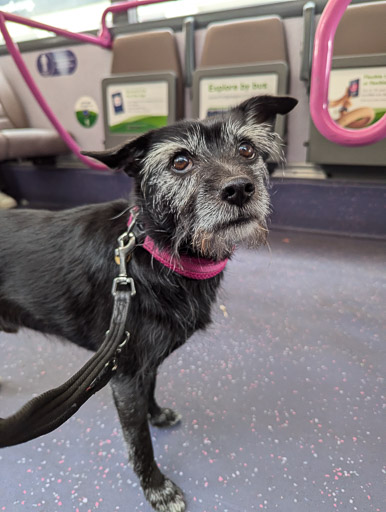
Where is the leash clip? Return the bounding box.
[112,276,136,297]
[114,206,139,276]
[113,209,138,296]
[115,232,135,276]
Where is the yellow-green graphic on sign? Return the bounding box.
[110,115,168,133]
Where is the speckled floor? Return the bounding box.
[0,230,385,512]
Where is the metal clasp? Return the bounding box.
[112,276,136,297]
[112,207,138,296]
[115,232,136,277]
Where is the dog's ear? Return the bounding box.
[81,134,150,175]
[236,95,298,125]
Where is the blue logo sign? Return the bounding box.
[37,50,77,77]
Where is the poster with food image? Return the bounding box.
[328,67,386,129]
[106,81,168,134]
[199,74,279,119]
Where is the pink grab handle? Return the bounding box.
[0,0,169,170]
[309,0,386,146]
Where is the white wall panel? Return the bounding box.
[0,44,111,151]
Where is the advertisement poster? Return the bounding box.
[199,74,278,118]
[106,81,168,134]
[328,67,386,129]
[75,96,99,128]
[37,50,77,77]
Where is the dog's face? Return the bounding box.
[84,95,297,260]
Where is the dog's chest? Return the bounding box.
[132,258,222,339]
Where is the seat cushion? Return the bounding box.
[1,128,69,160]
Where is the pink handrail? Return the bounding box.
[0,0,169,169]
[310,0,386,146]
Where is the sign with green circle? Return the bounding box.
[75,96,99,128]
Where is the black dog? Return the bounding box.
[0,95,297,511]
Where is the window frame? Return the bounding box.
[0,0,372,56]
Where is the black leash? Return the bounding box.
[0,209,139,448]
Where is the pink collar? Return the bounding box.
[142,236,228,280]
[127,215,227,280]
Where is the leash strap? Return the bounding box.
[0,210,138,448]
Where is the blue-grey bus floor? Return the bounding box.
[1,229,385,512]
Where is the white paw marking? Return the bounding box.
[149,408,182,427]
[145,478,186,512]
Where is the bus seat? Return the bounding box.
[333,2,386,57]
[102,29,183,148]
[0,71,29,130]
[1,128,70,160]
[112,29,184,118]
[200,17,287,67]
[308,1,386,166]
[0,71,68,162]
[192,17,290,145]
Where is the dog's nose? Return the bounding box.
[221,177,255,207]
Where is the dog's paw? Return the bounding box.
[149,407,182,428]
[144,477,186,512]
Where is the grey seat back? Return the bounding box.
[333,2,386,57]
[200,17,287,67]
[102,29,183,148]
[192,17,290,144]
[112,30,184,116]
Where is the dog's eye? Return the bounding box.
[238,143,255,159]
[172,154,193,173]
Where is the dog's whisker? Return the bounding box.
[110,205,132,221]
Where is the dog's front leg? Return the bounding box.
[148,372,182,428]
[111,373,186,512]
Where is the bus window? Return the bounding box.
[0,0,110,43]
[137,0,294,22]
